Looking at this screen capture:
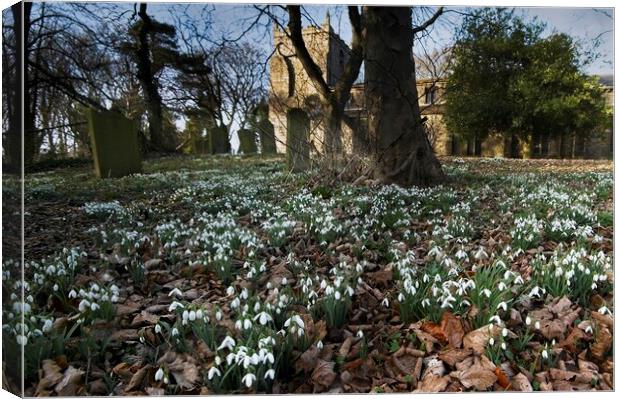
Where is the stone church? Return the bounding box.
[268,16,613,159]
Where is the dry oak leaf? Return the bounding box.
[494,367,511,389]
[295,345,319,374]
[54,366,85,396]
[438,348,472,368]
[168,355,200,390]
[125,365,153,393]
[416,375,451,393]
[590,325,612,361]
[35,359,65,396]
[311,359,337,392]
[511,373,533,391]
[453,363,497,391]
[463,324,498,355]
[367,266,393,287]
[441,312,465,349]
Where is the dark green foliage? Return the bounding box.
[444,8,611,152]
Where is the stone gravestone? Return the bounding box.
[237,129,258,154]
[286,108,310,172]
[87,108,142,178]
[258,119,277,154]
[208,126,229,154]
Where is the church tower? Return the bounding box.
[268,14,352,154]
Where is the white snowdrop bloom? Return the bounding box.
[502,328,508,337]
[226,286,235,296]
[474,247,488,260]
[53,284,59,292]
[214,356,222,366]
[226,353,236,365]
[189,310,196,321]
[482,289,492,298]
[498,282,507,291]
[155,368,165,381]
[489,337,495,346]
[542,350,548,359]
[243,319,252,330]
[266,282,273,290]
[182,310,189,322]
[356,330,364,338]
[207,367,221,380]
[16,334,27,346]
[489,315,502,325]
[254,312,272,326]
[514,275,524,285]
[196,309,204,320]
[535,321,541,330]
[42,319,53,333]
[155,324,162,334]
[398,293,405,302]
[382,298,389,307]
[501,342,507,350]
[231,298,241,309]
[497,302,508,311]
[585,325,593,334]
[335,291,342,300]
[171,327,179,337]
[216,310,223,321]
[78,300,90,312]
[525,316,532,326]
[281,277,287,285]
[218,335,236,351]
[168,288,183,298]
[528,286,541,298]
[253,302,261,312]
[265,369,276,380]
[168,301,184,311]
[598,306,611,315]
[241,289,249,300]
[242,373,256,388]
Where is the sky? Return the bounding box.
[149,3,614,76]
[147,3,614,150]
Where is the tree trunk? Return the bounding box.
[364,6,444,186]
[7,2,33,173]
[136,3,169,152]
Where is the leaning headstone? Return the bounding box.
[286,108,310,172]
[237,129,258,154]
[87,108,142,178]
[258,119,277,154]
[208,126,229,154]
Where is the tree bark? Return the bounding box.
[7,2,34,172]
[136,3,170,152]
[364,6,444,186]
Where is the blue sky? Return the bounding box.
[149,4,613,76]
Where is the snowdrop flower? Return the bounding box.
[382,298,389,307]
[542,350,548,359]
[525,316,532,326]
[489,315,502,325]
[482,289,492,298]
[42,319,53,333]
[78,300,90,312]
[155,324,162,334]
[489,337,495,346]
[598,306,611,315]
[356,330,364,338]
[226,286,235,296]
[171,327,179,337]
[207,367,221,380]
[168,301,184,311]
[498,282,507,291]
[254,311,272,326]
[497,302,508,311]
[215,310,223,321]
[474,247,488,260]
[585,325,593,334]
[189,310,196,321]
[317,340,324,349]
[168,288,183,298]
[502,328,508,337]
[155,368,165,381]
[196,309,204,320]
[281,277,287,285]
[501,342,507,350]
[535,321,541,330]
[218,335,236,351]
[241,373,256,388]
[265,369,275,380]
